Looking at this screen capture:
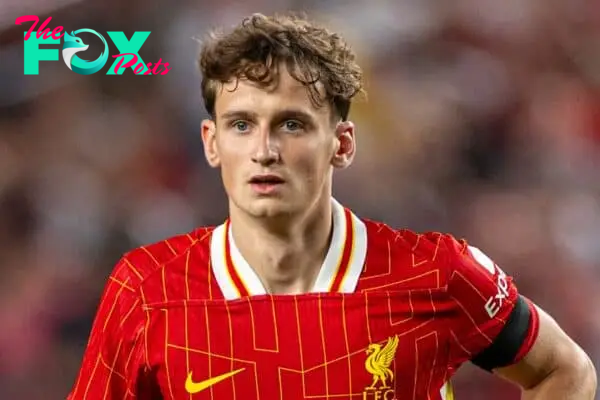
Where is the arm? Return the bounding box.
[68,258,151,400]
[443,237,596,399]
[494,305,597,399]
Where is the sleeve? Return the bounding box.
[67,258,153,400]
[445,237,540,370]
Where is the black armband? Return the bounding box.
[471,295,531,372]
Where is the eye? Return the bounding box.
[282,120,303,132]
[232,120,250,132]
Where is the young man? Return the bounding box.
[68,13,596,400]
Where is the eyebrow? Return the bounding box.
[219,108,317,123]
[219,110,257,121]
[273,109,316,123]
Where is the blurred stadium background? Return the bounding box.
[1,0,600,398]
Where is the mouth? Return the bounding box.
[249,174,285,185]
[248,174,285,194]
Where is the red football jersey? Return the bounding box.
[68,199,539,400]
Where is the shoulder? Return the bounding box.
[110,226,215,298]
[359,218,498,290]
[362,218,462,267]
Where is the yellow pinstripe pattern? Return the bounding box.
[224,300,239,399]
[246,296,279,353]
[450,274,493,344]
[161,268,175,400]
[81,354,100,400]
[341,296,353,396]
[109,276,134,292]
[365,293,372,343]
[102,339,123,400]
[185,250,191,300]
[164,239,177,256]
[168,343,260,399]
[388,290,413,326]
[102,279,129,332]
[139,286,151,370]
[363,270,440,292]
[204,303,214,400]
[359,240,392,281]
[122,331,139,376]
[416,331,439,400]
[294,296,306,392]
[184,301,191,400]
[317,295,330,398]
[141,245,161,266]
[118,298,140,329]
[450,330,473,357]
[163,290,453,399]
[124,259,143,280]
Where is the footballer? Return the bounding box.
[68,13,596,400]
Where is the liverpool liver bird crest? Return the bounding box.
[365,335,399,389]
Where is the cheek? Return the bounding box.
[291,144,333,181]
[217,134,249,163]
[216,137,246,185]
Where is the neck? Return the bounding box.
[229,197,333,294]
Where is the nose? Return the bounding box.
[251,129,280,166]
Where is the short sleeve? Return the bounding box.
[445,237,537,368]
[67,258,150,400]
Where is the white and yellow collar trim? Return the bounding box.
[209,198,367,299]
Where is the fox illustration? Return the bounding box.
[62,31,88,70]
[61,30,108,75]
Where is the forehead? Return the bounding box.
[214,68,330,119]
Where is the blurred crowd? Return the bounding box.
[0,0,599,398]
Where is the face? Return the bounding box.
[201,67,356,219]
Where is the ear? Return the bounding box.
[331,120,356,169]
[201,119,220,168]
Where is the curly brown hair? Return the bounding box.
[198,13,364,122]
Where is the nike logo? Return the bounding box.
[185,368,245,394]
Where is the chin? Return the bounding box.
[242,196,300,219]
[247,198,292,218]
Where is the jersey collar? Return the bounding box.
[210,198,367,299]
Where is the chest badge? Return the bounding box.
[363,335,399,399]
